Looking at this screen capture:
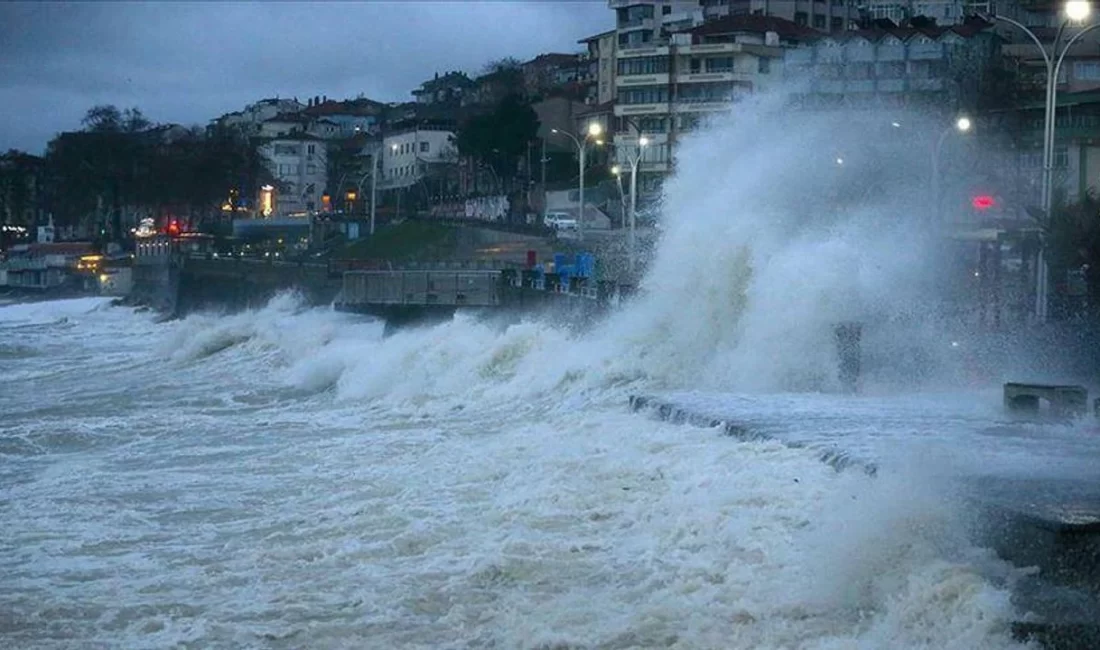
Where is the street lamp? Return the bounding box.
[992,0,1096,321]
[613,135,649,274]
[551,122,603,241]
[930,115,973,223]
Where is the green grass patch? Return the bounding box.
[334,221,459,261]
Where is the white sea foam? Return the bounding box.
[0,97,1047,648]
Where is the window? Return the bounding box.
[662,5,672,14]
[1074,61,1100,80]
[690,58,702,73]
[420,141,430,153]
[831,16,843,30]
[636,116,668,133]
[306,164,316,174]
[758,57,771,74]
[274,144,299,156]
[618,56,669,75]
[706,57,734,72]
[813,14,826,28]
[620,85,669,104]
[307,144,315,155]
[795,11,808,25]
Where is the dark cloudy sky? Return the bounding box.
[0,1,611,155]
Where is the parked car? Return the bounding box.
[544,212,578,231]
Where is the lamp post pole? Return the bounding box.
[993,1,1096,322]
[930,116,972,224]
[552,122,604,242]
[612,136,649,275]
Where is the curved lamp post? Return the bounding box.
[930,115,973,223]
[611,136,648,274]
[992,0,1096,321]
[551,122,604,241]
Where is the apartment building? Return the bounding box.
[257,134,328,216]
[612,13,814,192]
[784,20,999,113]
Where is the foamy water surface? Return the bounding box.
[0,105,1061,649]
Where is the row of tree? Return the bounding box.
[39,105,273,241]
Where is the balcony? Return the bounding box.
[676,42,741,56]
[845,79,875,93]
[638,160,670,173]
[814,79,845,93]
[618,17,655,30]
[676,71,754,84]
[845,47,876,63]
[909,43,944,60]
[674,100,733,113]
[617,44,670,58]
[617,73,671,86]
[878,45,906,61]
[877,78,905,92]
[910,77,945,91]
[615,102,671,116]
[786,48,814,63]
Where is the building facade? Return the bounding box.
[258,135,328,216]
[382,123,457,189]
[784,21,1000,114]
[613,15,813,189]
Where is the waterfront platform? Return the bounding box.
[629,390,1100,648]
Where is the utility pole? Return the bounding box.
[541,138,547,223]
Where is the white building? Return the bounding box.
[258,135,328,216]
[382,123,457,189]
[213,98,304,136]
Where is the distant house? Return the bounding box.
[412,71,478,105]
[382,120,457,190]
[211,97,305,136]
[0,241,94,290]
[302,97,385,137]
[522,53,585,98]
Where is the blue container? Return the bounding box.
[553,253,567,271]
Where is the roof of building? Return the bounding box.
[16,242,95,257]
[414,71,478,94]
[578,29,616,44]
[688,15,820,40]
[523,53,581,68]
[303,98,385,117]
[808,17,994,44]
[265,113,311,124]
[576,99,616,116]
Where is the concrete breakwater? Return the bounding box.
[628,391,1100,649]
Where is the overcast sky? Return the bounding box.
[0,1,612,155]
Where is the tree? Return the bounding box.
[454,93,539,195]
[81,105,123,132]
[1047,193,1100,317]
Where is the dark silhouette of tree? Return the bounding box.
[454,94,539,194]
[1047,193,1100,317]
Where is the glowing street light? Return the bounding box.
[612,135,650,274]
[1067,0,1091,21]
[930,114,974,223]
[990,0,1098,321]
[551,122,605,241]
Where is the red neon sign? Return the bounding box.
[971,195,995,210]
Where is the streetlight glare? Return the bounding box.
[1067,0,1091,21]
[587,122,603,137]
[956,116,972,132]
[611,165,621,175]
[551,128,559,134]
[639,136,649,147]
